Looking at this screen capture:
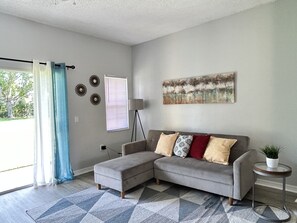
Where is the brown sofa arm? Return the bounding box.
[122,140,146,156]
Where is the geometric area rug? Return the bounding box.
[26,181,296,223]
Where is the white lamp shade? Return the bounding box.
[129,99,144,110]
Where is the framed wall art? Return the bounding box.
[162,72,235,104]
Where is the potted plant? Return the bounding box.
[260,145,281,168]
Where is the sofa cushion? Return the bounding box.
[94,151,162,180]
[146,130,176,152]
[189,135,210,159]
[203,136,237,165]
[154,156,233,185]
[173,135,193,158]
[210,133,250,163]
[155,132,179,157]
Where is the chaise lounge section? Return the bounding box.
[94,151,161,198]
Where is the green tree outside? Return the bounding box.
[0,70,33,119]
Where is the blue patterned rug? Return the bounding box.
[26,181,296,223]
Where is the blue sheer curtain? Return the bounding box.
[51,63,74,183]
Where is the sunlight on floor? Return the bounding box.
[0,166,33,193]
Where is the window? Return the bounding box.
[104,76,129,131]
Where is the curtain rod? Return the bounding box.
[0,57,75,70]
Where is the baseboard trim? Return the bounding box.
[256,179,297,194]
[73,166,93,176]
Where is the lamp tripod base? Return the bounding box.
[131,110,146,142]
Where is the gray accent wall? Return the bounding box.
[132,0,297,186]
[0,13,132,171]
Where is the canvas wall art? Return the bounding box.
[162,72,235,104]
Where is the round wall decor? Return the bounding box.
[89,75,100,87]
[75,84,87,96]
[90,93,101,105]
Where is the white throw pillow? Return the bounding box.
[173,135,193,158]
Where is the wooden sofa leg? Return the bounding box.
[97,184,101,190]
[156,178,160,185]
[228,197,233,206]
[121,192,125,199]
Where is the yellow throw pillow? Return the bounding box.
[203,136,237,165]
[155,132,179,157]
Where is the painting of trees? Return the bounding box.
[162,72,235,104]
[0,70,33,118]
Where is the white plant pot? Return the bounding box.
[266,157,279,168]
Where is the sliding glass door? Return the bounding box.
[0,69,34,193]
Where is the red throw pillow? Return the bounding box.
[189,135,211,159]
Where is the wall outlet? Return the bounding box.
[100,144,106,151]
[74,116,79,123]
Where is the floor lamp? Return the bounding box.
[129,99,146,142]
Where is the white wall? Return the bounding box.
[0,13,132,171]
[133,0,297,186]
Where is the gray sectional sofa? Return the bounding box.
[94,129,257,205]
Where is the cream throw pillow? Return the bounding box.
[203,136,237,165]
[155,132,179,157]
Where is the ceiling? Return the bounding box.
[0,0,276,46]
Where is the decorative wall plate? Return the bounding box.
[90,93,101,105]
[75,84,87,96]
[89,75,100,87]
